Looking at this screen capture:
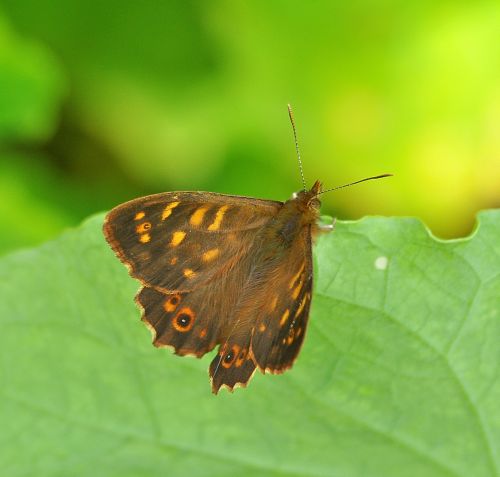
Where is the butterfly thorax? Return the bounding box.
[261,181,322,251]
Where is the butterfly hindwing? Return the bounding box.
[250,226,313,374]
[104,191,282,292]
[137,275,259,393]
[209,335,257,394]
[137,286,221,357]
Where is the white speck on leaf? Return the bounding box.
[374,256,388,270]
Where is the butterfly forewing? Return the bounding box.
[104,192,282,292]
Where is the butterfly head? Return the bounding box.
[291,180,322,211]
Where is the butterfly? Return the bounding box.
[103,105,391,393]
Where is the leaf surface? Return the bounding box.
[1,211,499,477]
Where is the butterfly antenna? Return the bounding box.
[317,174,393,196]
[288,104,306,191]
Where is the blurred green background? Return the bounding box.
[0,0,499,256]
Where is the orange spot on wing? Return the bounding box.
[170,231,186,246]
[136,222,151,234]
[221,344,240,368]
[292,280,303,299]
[279,309,290,327]
[170,257,178,265]
[134,211,145,220]
[202,248,219,262]
[259,323,266,332]
[163,293,181,312]
[183,268,196,278]
[295,294,308,318]
[139,233,151,243]
[172,307,195,332]
[235,348,247,367]
[161,201,180,220]
[190,206,210,226]
[289,263,305,289]
[207,205,229,231]
[270,296,278,312]
[200,329,207,338]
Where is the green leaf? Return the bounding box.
[1,211,499,477]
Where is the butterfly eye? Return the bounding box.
[309,198,321,210]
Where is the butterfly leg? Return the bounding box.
[319,216,336,233]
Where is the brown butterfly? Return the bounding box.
[103,105,391,393]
